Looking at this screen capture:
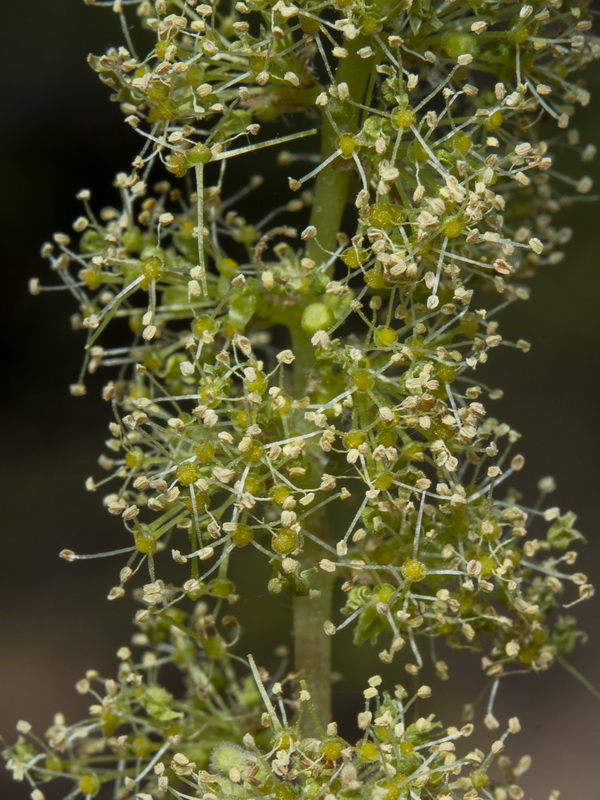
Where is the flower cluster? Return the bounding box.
[5,624,531,800]
[5,0,598,798]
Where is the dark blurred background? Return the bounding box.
[1,1,599,797]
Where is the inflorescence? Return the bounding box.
[5,0,599,798]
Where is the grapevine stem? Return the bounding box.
[305,36,379,264]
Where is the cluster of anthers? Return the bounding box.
[38,0,596,676]
[7,0,598,798]
[7,629,534,800]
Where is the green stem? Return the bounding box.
[290,326,333,735]
[288,38,379,733]
[289,37,381,738]
[194,164,208,296]
[293,528,333,735]
[305,36,378,264]
[557,654,600,701]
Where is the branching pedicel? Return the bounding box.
[4,0,599,798]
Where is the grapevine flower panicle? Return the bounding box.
[4,0,599,798]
